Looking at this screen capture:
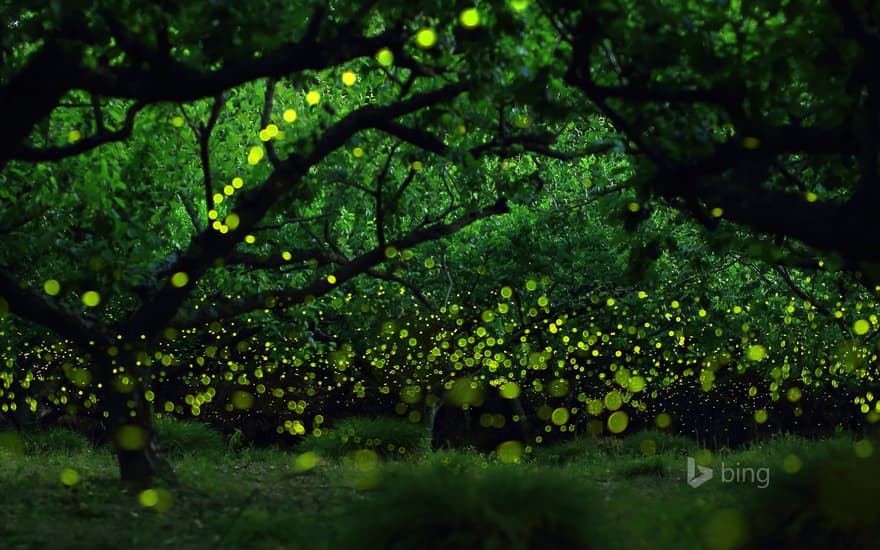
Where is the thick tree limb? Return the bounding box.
[0,268,105,349]
[72,29,406,103]
[0,41,84,171]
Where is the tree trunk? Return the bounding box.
[97,355,174,488]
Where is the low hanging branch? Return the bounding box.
[0,267,107,350]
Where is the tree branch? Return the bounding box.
[170,197,509,327]
[122,83,469,339]
[13,102,147,162]
[0,267,105,350]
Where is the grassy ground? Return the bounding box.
[0,422,877,549]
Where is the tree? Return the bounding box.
[552,0,880,267]
[3,0,880,487]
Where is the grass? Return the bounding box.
[1,425,878,549]
[153,416,228,458]
[296,416,430,460]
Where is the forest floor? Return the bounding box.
[0,425,876,549]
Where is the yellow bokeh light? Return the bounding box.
[60,468,80,487]
[854,319,870,335]
[496,440,524,463]
[353,147,365,158]
[416,28,437,48]
[342,71,357,86]
[854,439,874,458]
[655,413,672,429]
[747,345,767,361]
[231,390,255,410]
[551,407,570,425]
[376,48,394,66]
[232,177,244,189]
[294,451,320,473]
[499,381,520,399]
[327,274,337,285]
[82,291,101,307]
[115,424,148,451]
[460,8,481,28]
[607,410,629,434]
[510,0,530,11]
[306,90,321,105]
[44,279,60,296]
[67,130,81,143]
[247,146,264,165]
[225,213,240,231]
[783,454,802,473]
[604,390,623,411]
[170,117,184,128]
[170,272,189,288]
[283,109,297,123]
[139,489,159,507]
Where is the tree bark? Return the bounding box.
[96,355,173,489]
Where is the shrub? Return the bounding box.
[530,436,603,465]
[727,433,851,471]
[423,448,492,472]
[154,416,226,458]
[745,439,880,549]
[331,464,599,549]
[615,455,667,478]
[298,416,429,460]
[22,427,91,455]
[615,430,699,457]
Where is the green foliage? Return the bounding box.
[2,0,880,492]
[614,455,667,478]
[154,417,226,458]
[298,416,430,460]
[22,427,91,455]
[746,440,880,550]
[615,430,700,458]
[332,464,599,550]
[530,436,604,465]
[422,448,493,472]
